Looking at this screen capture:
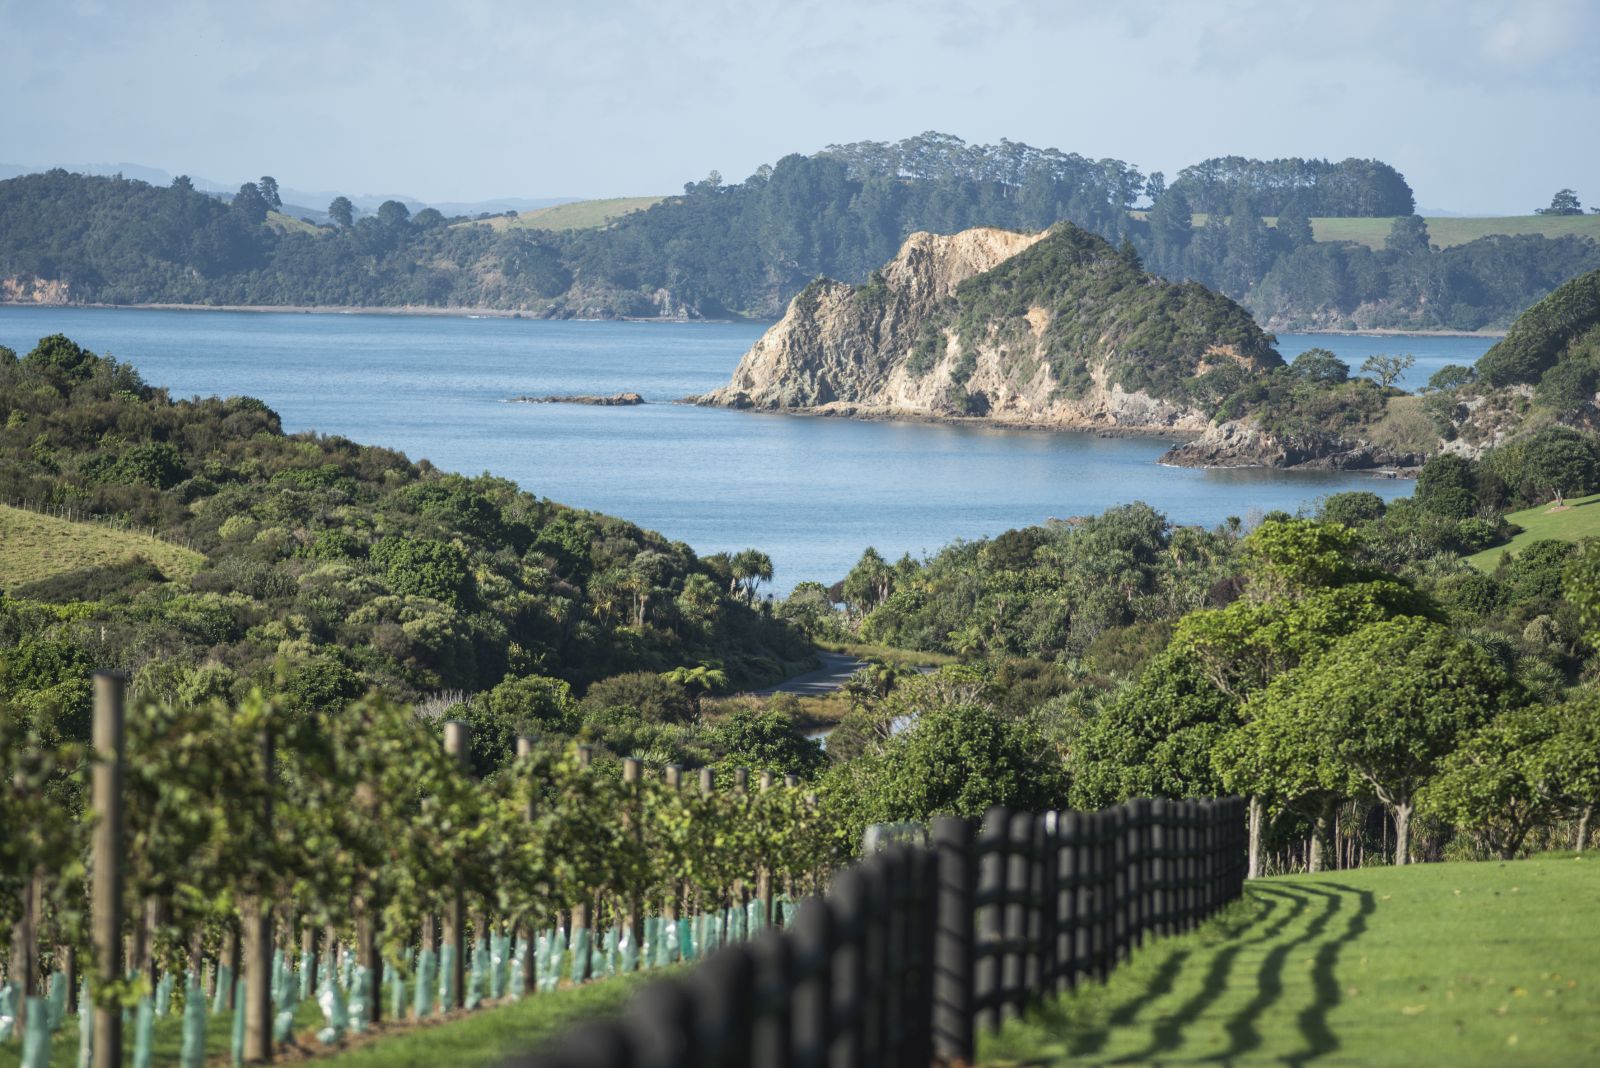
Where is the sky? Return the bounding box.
[1,0,1596,214]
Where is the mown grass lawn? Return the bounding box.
[1466,492,1600,572]
[0,970,655,1068]
[0,503,203,590]
[462,196,665,232]
[982,856,1600,1067]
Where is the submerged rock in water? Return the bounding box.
[510,392,645,406]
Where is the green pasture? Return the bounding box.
[1466,492,1600,571]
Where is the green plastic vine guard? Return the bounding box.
[465,940,485,1011]
[568,928,590,986]
[316,971,348,1045]
[46,971,68,1031]
[20,996,50,1068]
[179,972,206,1068]
[600,926,618,977]
[386,962,406,1022]
[76,980,91,1068]
[211,965,232,1015]
[0,980,16,1041]
[132,995,155,1068]
[155,971,174,1017]
[676,917,692,962]
[438,944,457,1011]
[746,898,764,934]
[230,978,245,1066]
[298,952,313,1001]
[348,965,370,1033]
[412,948,436,1019]
[619,924,638,974]
[509,937,527,999]
[491,931,510,999]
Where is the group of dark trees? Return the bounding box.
[3,134,1593,330]
[0,335,815,774]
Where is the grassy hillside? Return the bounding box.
[1131,211,1600,250]
[1467,493,1600,571]
[0,502,202,590]
[984,856,1600,1067]
[466,196,666,232]
[1314,214,1600,251]
[266,210,322,235]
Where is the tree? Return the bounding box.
[376,200,412,228]
[1522,429,1597,505]
[728,548,774,603]
[1420,703,1567,858]
[1275,201,1314,250]
[231,181,269,225]
[842,547,894,616]
[1426,364,1475,392]
[1414,453,1478,519]
[659,664,728,716]
[1384,214,1431,255]
[328,196,355,228]
[1256,617,1519,864]
[1536,189,1583,216]
[1359,352,1415,389]
[1289,347,1349,384]
[258,176,281,211]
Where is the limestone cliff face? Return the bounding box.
[703,228,1046,410]
[698,224,1280,432]
[1,276,71,304]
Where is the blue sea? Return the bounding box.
[0,307,1495,591]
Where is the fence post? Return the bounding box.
[242,728,275,1061]
[791,899,834,1068]
[930,816,973,1065]
[749,928,793,1068]
[1038,811,1058,997]
[663,765,682,946]
[1158,796,1171,940]
[443,720,471,1008]
[973,807,1008,1034]
[622,757,643,971]
[91,671,127,1068]
[830,867,867,1068]
[1002,810,1030,1020]
[1056,810,1080,994]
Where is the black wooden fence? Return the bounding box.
[505,796,1246,1068]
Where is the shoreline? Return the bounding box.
[0,300,1504,337]
[686,397,1206,441]
[0,300,750,324]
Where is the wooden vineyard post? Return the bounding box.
[443,720,471,1008]
[663,766,682,944]
[571,744,594,984]
[622,757,643,971]
[242,728,275,1062]
[734,768,750,938]
[756,771,775,930]
[91,671,127,1068]
[515,736,538,996]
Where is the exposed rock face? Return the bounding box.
[697,224,1279,433]
[1158,420,1428,470]
[1,276,71,304]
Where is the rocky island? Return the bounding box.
[694,223,1280,436]
[511,392,645,406]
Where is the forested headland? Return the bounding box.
[4,134,1598,330]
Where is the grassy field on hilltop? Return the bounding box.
[1129,211,1600,251]
[0,503,203,590]
[267,209,322,235]
[465,196,666,232]
[1466,492,1600,571]
[984,856,1600,1067]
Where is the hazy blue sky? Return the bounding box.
[2,0,1595,213]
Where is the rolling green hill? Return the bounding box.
[0,502,203,590]
[465,196,666,232]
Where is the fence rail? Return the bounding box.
[508,796,1247,1067]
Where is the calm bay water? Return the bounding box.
[0,307,1495,591]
